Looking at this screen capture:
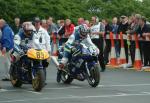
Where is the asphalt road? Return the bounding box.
[0,59,150,103]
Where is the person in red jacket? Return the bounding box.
[65,19,75,38]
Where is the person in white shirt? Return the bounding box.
[33,17,51,53]
[0,29,2,49]
[90,16,106,72]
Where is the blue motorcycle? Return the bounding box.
[57,43,100,87]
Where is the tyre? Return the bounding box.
[60,65,73,84]
[87,64,100,87]
[56,70,62,83]
[32,69,45,92]
[61,71,73,84]
[10,64,22,87]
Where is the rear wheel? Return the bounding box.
[87,64,100,87]
[32,69,45,92]
[10,64,22,87]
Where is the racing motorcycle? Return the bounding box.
[9,43,50,91]
[56,43,100,87]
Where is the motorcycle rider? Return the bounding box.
[59,24,99,69]
[15,19,51,53]
[16,22,35,47]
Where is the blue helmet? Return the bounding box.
[78,24,90,37]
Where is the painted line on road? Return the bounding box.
[98,83,150,87]
[0,89,41,94]
[1,83,150,93]
[25,90,42,95]
[44,83,150,90]
[0,89,16,93]
[0,92,150,103]
[44,86,81,90]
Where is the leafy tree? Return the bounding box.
[0,0,149,27]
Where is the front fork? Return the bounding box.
[85,62,97,77]
[31,61,44,79]
[85,62,91,77]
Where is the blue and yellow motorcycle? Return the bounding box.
[56,43,100,87]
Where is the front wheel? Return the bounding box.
[87,64,100,87]
[32,69,45,92]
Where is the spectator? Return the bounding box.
[47,17,58,52]
[118,15,129,63]
[127,14,141,65]
[47,17,58,36]
[0,28,2,42]
[33,17,51,52]
[0,19,14,81]
[13,17,21,35]
[103,19,112,64]
[64,19,75,38]
[41,19,48,30]
[0,29,2,88]
[137,16,150,66]
[78,18,84,25]
[75,18,85,31]
[57,20,65,46]
[85,20,90,27]
[57,20,61,29]
[57,20,65,37]
[0,29,2,51]
[90,16,106,72]
[112,17,119,58]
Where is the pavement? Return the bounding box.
[0,59,150,103]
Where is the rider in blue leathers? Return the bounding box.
[59,24,99,70]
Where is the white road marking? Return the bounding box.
[0,93,150,103]
[0,89,41,94]
[1,83,150,93]
[0,89,16,93]
[141,92,150,94]
[44,86,81,90]
[25,90,42,95]
[98,83,150,87]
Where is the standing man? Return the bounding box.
[127,14,141,65]
[57,20,65,46]
[137,16,150,66]
[47,17,58,36]
[103,19,112,64]
[0,19,14,81]
[47,17,58,52]
[112,17,119,58]
[90,16,106,72]
[33,17,51,83]
[0,28,1,88]
[41,19,48,31]
[118,16,129,63]
[33,17,51,53]
[75,18,85,30]
[13,17,21,35]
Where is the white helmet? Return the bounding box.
[22,22,35,37]
[22,22,35,31]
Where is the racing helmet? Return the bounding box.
[78,24,90,38]
[22,22,35,37]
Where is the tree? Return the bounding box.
[0,0,149,27]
